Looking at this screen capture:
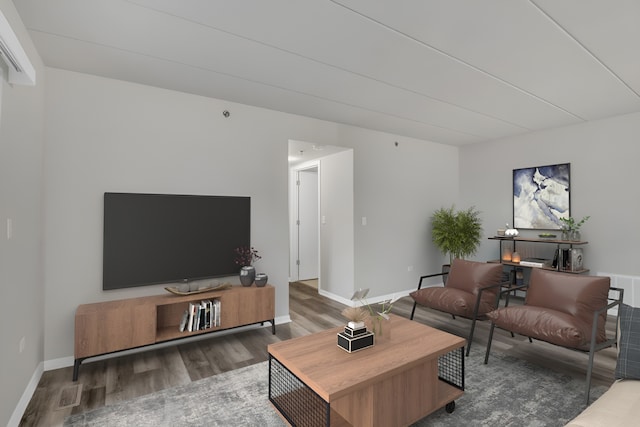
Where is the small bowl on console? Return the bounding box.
[255,273,268,287]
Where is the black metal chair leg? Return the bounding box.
[484,322,496,364]
[585,348,595,406]
[466,319,477,356]
[410,301,417,320]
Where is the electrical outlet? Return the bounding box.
[6,218,12,240]
[407,265,413,272]
[19,336,25,353]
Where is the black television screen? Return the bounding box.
[103,192,250,290]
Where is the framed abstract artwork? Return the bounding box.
[513,163,570,230]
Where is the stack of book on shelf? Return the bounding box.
[519,257,552,268]
[179,299,221,332]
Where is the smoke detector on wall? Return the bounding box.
[0,10,36,86]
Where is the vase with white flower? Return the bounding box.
[351,288,400,341]
[234,246,261,286]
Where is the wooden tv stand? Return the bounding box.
[73,284,275,380]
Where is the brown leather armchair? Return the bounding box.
[484,268,623,405]
[410,258,504,356]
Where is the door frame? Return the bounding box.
[289,161,321,286]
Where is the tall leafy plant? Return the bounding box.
[431,206,483,264]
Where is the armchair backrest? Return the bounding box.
[446,259,503,302]
[526,268,610,342]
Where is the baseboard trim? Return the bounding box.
[318,288,417,307]
[8,361,43,427]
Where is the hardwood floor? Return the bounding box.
[19,281,617,426]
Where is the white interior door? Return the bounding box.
[297,168,319,281]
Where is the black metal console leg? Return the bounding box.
[261,319,276,334]
[73,359,82,381]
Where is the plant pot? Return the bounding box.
[239,266,255,286]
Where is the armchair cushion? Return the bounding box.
[410,259,503,318]
[485,305,593,349]
[615,304,640,380]
[486,269,610,350]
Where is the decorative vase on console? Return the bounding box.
[559,215,590,242]
[239,266,256,287]
[234,246,262,287]
[255,273,268,287]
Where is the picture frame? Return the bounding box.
[513,163,570,230]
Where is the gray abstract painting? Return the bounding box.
[513,163,570,230]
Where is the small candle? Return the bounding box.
[511,252,521,263]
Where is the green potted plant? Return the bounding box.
[559,215,590,241]
[431,206,483,265]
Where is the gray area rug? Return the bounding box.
[64,350,606,427]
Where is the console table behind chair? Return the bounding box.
[483,269,622,405]
[410,258,505,356]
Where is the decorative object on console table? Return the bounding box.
[165,282,232,296]
[519,257,552,268]
[239,266,255,286]
[559,215,590,242]
[501,246,512,261]
[255,273,268,287]
[234,246,261,286]
[504,224,519,236]
[570,248,584,272]
[561,249,572,271]
[511,252,521,263]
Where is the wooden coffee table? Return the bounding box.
[267,314,465,427]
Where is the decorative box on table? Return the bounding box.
[337,321,374,353]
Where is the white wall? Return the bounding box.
[42,68,292,362]
[41,67,461,363]
[459,111,640,306]
[352,133,460,298]
[319,150,355,299]
[0,1,45,425]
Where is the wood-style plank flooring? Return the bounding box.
[19,282,617,426]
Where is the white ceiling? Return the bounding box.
[13,0,640,147]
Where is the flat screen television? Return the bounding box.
[103,192,250,290]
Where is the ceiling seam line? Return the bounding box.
[529,0,640,99]
[328,0,587,121]
[28,28,482,140]
[122,0,532,131]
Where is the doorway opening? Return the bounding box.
[290,165,319,285]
